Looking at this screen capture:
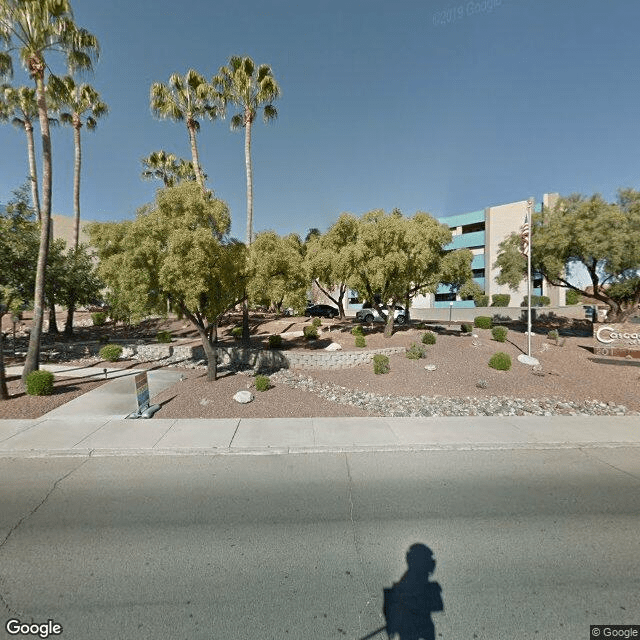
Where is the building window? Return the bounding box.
[472,268,485,278]
[461,221,485,234]
[435,292,456,302]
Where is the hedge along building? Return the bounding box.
[343,192,566,313]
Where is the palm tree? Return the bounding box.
[149,69,219,192]
[212,56,281,246]
[141,150,200,187]
[0,84,44,219]
[0,0,99,381]
[55,75,107,249]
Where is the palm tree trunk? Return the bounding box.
[72,122,81,250]
[25,122,41,221]
[47,300,59,334]
[0,321,8,399]
[187,122,205,193]
[244,112,253,245]
[23,71,52,383]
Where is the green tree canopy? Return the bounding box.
[87,182,246,380]
[494,190,640,321]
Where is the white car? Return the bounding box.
[356,304,406,325]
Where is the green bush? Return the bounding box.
[231,326,243,339]
[421,331,436,345]
[268,334,282,348]
[254,375,271,391]
[461,323,473,333]
[355,335,366,348]
[474,316,492,329]
[25,370,55,396]
[547,329,559,340]
[491,326,508,342]
[311,317,322,328]
[488,352,512,371]
[373,354,390,374]
[303,325,318,340]
[351,325,365,336]
[406,343,426,359]
[491,294,510,307]
[565,289,581,305]
[91,311,107,326]
[156,330,172,343]
[474,294,489,307]
[521,295,551,307]
[99,344,123,362]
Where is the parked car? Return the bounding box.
[356,304,406,325]
[305,304,339,318]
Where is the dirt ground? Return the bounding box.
[2,310,640,419]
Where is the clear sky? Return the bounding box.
[1,0,639,241]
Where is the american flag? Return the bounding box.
[520,216,530,257]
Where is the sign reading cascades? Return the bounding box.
[594,322,640,358]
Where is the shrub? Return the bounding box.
[156,330,172,343]
[421,331,436,345]
[351,325,365,336]
[268,334,282,348]
[311,317,322,328]
[231,326,243,339]
[99,344,122,362]
[474,294,489,307]
[254,375,271,391]
[565,289,581,305]
[25,370,55,396]
[461,323,473,333]
[406,343,426,359]
[488,352,511,370]
[303,325,318,340]
[474,316,492,329]
[491,294,510,307]
[547,329,559,341]
[373,354,390,374]
[521,295,550,307]
[355,335,366,348]
[91,311,107,326]
[491,326,508,342]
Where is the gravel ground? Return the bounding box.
[3,316,640,419]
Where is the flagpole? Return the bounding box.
[526,197,534,358]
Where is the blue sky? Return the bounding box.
[1,0,639,241]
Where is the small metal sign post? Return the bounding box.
[126,371,160,419]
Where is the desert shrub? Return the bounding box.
[491,294,510,307]
[565,289,581,305]
[547,329,559,340]
[231,326,243,339]
[99,344,122,362]
[355,335,366,348]
[476,379,488,389]
[521,295,551,307]
[303,325,318,340]
[488,352,511,371]
[406,343,426,359]
[474,294,489,307]
[25,370,55,396]
[373,354,390,374]
[311,317,322,328]
[254,375,271,391]
[268,334,282,348]
[91,311,107,326]
[461,323,473,333]
[474,316,492,329]
[491,326,508,342]
[351,325,365,336]
[156,330,172,343]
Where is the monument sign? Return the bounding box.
[593,322,640,358]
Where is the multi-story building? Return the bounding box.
[344,192,565,313]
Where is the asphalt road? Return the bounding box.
[1,448,639,640]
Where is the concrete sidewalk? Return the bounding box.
[1,365,639,456]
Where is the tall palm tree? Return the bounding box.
[149,69,219,193]
[55,75,107,249]
[140,150,200,187]
[212,56,280,246]
[0,84,44,219]
[0,0,99,381]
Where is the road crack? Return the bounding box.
[0,456,92,617]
